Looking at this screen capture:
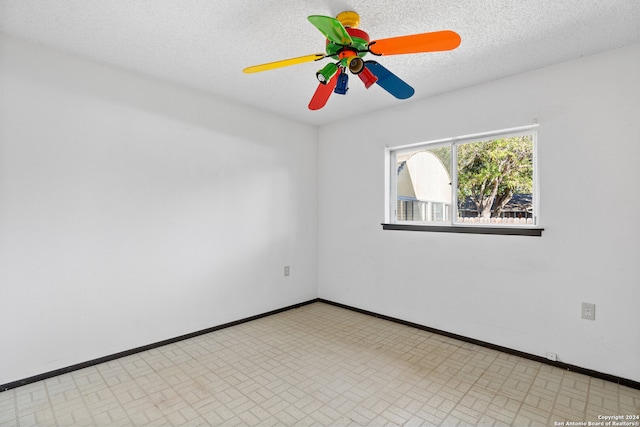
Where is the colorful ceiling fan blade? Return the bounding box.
[369,30,461,55]
[308,72,339,110]
[243,53,326,73]
[364,61,415,99]
[308,15,353,45]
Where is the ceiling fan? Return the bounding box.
[243,11,461,110]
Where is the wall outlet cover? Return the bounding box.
[581,302,595,320]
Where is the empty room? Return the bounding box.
[1,1,639,426]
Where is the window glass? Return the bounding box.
[456,135,534,224]
[395,146,451,223]
[389,127,537,228]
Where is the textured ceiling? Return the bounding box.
[1,0,639,126]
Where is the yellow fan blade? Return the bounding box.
[243,53,326,73]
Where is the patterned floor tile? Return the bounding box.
[1,302,639,426]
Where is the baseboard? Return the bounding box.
[3,297,638,392]
[318,298,640,390]
[0,299,319,392]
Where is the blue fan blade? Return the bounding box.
[364,61,415,99]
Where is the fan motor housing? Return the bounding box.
[336,11,360,28]
[325,27,370,59]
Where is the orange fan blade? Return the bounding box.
[369,30,461,56]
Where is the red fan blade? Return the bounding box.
[369,31,461,56]
[308,73,339,110]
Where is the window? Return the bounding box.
[384,125,541,236]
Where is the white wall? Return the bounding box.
[0,35,318,385]
[318,44,640,382]
[2,33,638,388]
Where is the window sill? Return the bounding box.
[381,223,543,236]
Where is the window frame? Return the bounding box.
[383,124,543,236]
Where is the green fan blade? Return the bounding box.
[308,15,353,45]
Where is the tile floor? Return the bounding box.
[1,302,639,426]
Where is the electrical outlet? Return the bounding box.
[284,266,290,277]
[581,302,595,320]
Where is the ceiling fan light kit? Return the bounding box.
[243,11,461,110]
